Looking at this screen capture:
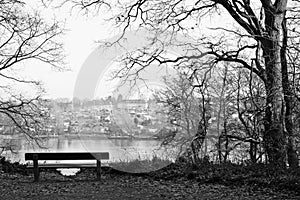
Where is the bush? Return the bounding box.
[0,156,28,175]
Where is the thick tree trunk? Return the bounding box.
[219,0,295,167]
[264,59,286,168]
[262,5,288,168]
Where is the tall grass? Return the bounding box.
[110,155,173,173]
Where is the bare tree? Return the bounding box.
[63,0,300,168]
[154,67,214,164]
[0,1,64,142]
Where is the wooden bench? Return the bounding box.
[25,152,109,182]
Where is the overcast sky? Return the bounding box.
[21,1,234,100]
[22,1,113,99]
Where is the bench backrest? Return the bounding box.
[25,152,109,160]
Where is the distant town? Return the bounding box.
[0,96,177,140]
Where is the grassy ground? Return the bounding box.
[0,170,298,200]
[0,158,300,199]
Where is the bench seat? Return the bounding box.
[26,163,99,168]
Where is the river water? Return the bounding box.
[1,134,175,167]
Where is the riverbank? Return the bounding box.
[0,160,300,199]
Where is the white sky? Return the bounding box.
[21,1,114,99]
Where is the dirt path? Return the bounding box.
[0,171,298,200]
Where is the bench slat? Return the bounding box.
[25,152,109,160]
[27,163,99,168]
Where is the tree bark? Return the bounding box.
[281,14,299,169]
[262,2,288,168]
[216,65,228,163]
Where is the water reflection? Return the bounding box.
[0,135,174,165]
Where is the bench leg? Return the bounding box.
[96,160,101,180]
[33,158,39,182]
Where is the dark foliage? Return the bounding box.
[0,156,28,175]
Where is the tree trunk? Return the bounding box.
[262,4,288,168]
[250,142,258,163]
[216,65,228,163]
[281,14,299,169]
[223,120,229,162]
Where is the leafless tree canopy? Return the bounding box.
[58,0,300,168]
[0,0,64,141]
